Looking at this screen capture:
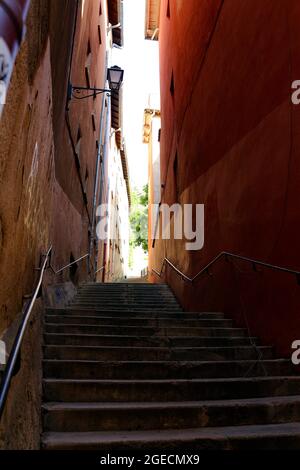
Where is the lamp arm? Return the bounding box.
[67,83,111,103]
[71,90,110,100]
[72,85,111,93]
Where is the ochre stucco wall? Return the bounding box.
[0,0,107,334]
[149,0,300,357]
[0,0,108,447]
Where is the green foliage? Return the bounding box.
[130,184,149,253]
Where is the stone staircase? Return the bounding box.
[41,283,300,450]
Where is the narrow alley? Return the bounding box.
[0,0,300,461]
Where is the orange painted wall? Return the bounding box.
[0,0,107,333]
[149,0,300,357]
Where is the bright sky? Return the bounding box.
[112,0,160,190]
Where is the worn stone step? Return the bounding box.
[74,295,177,301]
[78,290,170,294]
[79,283,169,289]
[72,294,179,308]
[74,298,177,303]
[45,315,232,328]
[73,300,179,307]
[41,422,300,450]
[73,299,180,306]
[46,308,224,320]
[43,376,300,402]
[70,304,182,311]
[41,281,300,450]
[44,333,259,348]
[42,395,300,432]
[43,359,292,380]
[44,323,247,338]
[43,345,274,362]
[69,304,183,312]
[76,290,175,295]
[75,291,176,301]
[77,287,173,293]
[77,290,173,296]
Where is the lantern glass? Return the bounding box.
[107,66,124,91]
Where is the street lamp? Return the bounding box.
[107,66,124,91]
[67,65,124,103]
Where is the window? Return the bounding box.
[167,0,170,18]
[170,71,175,97]
[91,113,96,132]
[98,25,102,45]
[173,151,180,201]
[85,40,92,88]
[87,39,91,55]
[173,152,178,176]
[84,168,89,194]
[99,1,102,15]
[75,127,82,160]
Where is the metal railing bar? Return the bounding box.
[50,253,89,275]
[153,251,300,283]
[0,245,52,419]
[94,265,105,275]
[152,250,299,376]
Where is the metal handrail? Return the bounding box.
[49,253,89,275]
[0,245,52,419]
[152,251,300,284]
[94,265,105,275]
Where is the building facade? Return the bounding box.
[0,0,128,448]
[143,96,161,258]
[96,133,130,282]
[149,0,300,357]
